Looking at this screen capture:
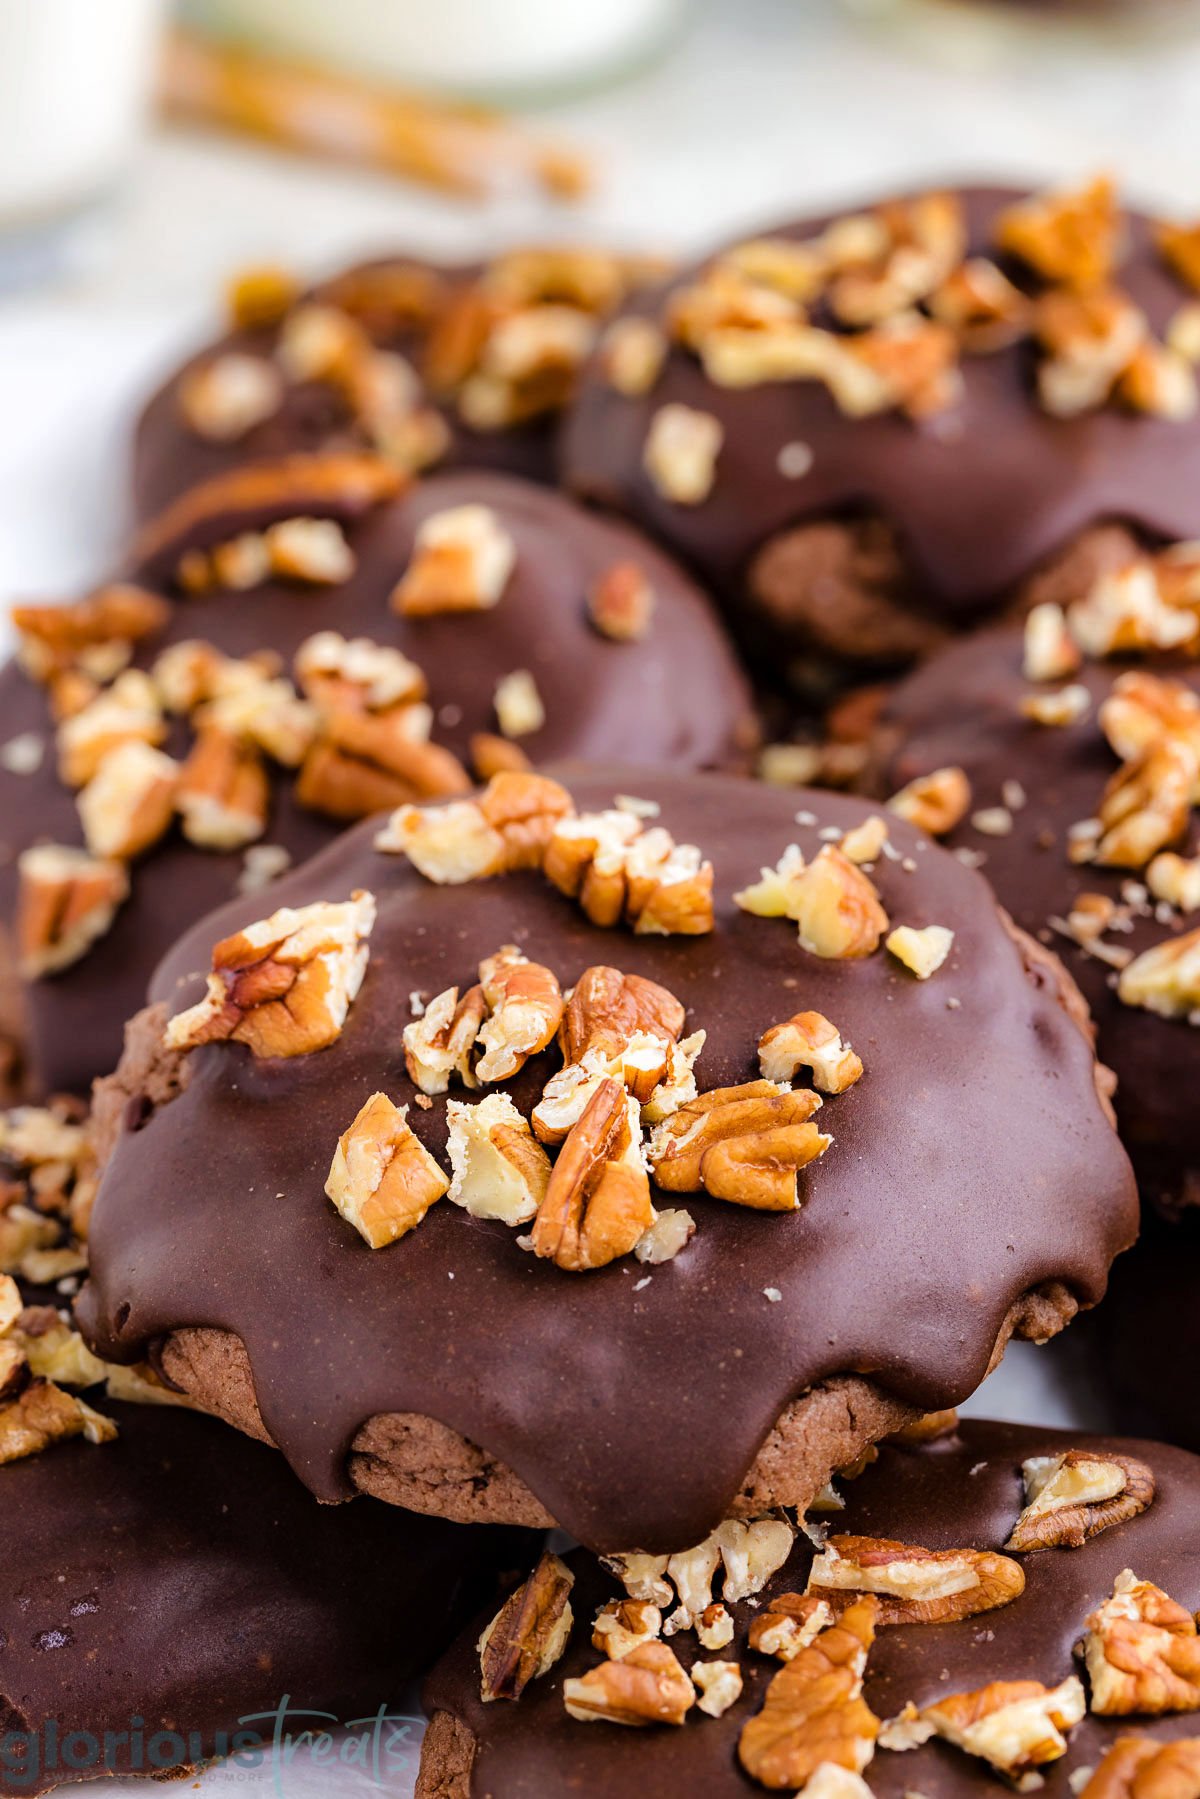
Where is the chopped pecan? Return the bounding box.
[758,1012,863,1094]
[529,1078,653,1271]
[886,923,955,980]
[376,772,574,881]
[693,1660,744,1718]
[827,192,965,327]
[165,891,375,1059]
[929,256,1030,351]
[475,947,563,1083]
[0,1378,117,1465]
[201,673,318,768]
[564,1641,695,1726]
[179,352,283,442]
[587,562,656,641]
[177,729,270,850]
[643,402,723,504]
[697,1603,735,1651]
[469,732,531,781]
[325,1091,448,1248]
[782,847,890,959]
[633,1207,695,1265]
[1022,684,1093,727]
[13,1312,107,1389]
[493,669,545,739]
[296,706,470,821]
[888,766,972,836]
[1090,741,1196,869]
[922,1677,1085,1782]
[391,503,516,615]
[601,315,669,397]
[1100,672,1200,767]
[1080,1734,1200,1799]
[1006,1450,1155,1552]
[1148,852,1200,913]
[1119,341,1198,421]
[750,1595,836,1662]
[446,1093,552,1225]
[478,1551,575,1702]
[78,741,180,861]
[1035,287,1147,418]
[648,1081,831,1211]
[1024,601,1084,683]
[1070,563,1196,659]
[996,176,1121,290]
[593,1599,663,1660]
[403,984,488,1094]
[886,1409,959,1446]
[600,1552,673,1608]
[738,1594,880,1789]
[544,810,714,935]
[839,815,889,866]
[226,262,299,328]
[16,845,129,978]
[806,1535,1025,1626]
[12,584,168,683]
[57,669,165,788]
[561,966,685,1064]
[1118,927,1200,1019]
[295,630,427,713]
[1084,1571,1200,1715]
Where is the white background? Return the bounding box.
[0,0,1178,1787]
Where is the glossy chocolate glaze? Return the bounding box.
[0,1399,527,1797]
[0,471,751,1096]
[132,258,556,522]
[562,188,1200,626]
[76,770,1135,1553]
[423,1419,1200,1799]
[881,623,1200,1212]
[1100,1211,1200,1450]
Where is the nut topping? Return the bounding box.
[1090,741,1196,869]
[738,1594,880,1790]
[178,352,283,442]
[1079,1734,1200,1799]
[1100,672,1200,768]
[165,891,375,1059]
[750,1595,836,1662]
[1148,852,1200,913]
[529,1078,653,1272]
[693,1660,744,1718]
[475,947,564,1083]
[403,984,488,1094]
[648,1082,831,1211]
[921,1676,1086,1784]
[633,1207,695,1265]
[888,766,972,836]
[996,176,1121,292]
[592,1599,663,1660]
[56,669,166,789]
[1006,1450,1155,1552]
[601,316,669,396]
[376,771,574,881]
[295,630,427,713]
[445,1093,552,1225]
[16,845,130,979]
[78,741,180,861]
[588,562,656,641]
[806,1534,1025,1626]
[564,1641,695,1727]
[177,729,270,850]
[0,1378,118,1465]
[325,1091,448,1248]
[886,922,955,980]
[544,809,715,935]
[391,503,516,615]
[758,1012,863,1094]
[737,845,889,959]
[643,403,724,504]
[1083,1570,1200,1715]
[560,966,685,1065]
[1118,928,1200,1020]
[12,584,168,683]
[478,1551,575,1702]
[493,668,545,740]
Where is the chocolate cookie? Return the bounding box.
[0,459,751,1097]
[74,767,1135,1554]
[132,246,668,521]
[0,1392,526,1797]
[562,179,1200,673]
[419,1418,1200,1799]
[879,587,1200,1214]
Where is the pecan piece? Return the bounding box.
[295,630,427,713]
[1084,1571,1200,1715]
[375,772,574,881]
[648,1082,831,1211]
[0,1377,117,1465]
[544,810,714,935]
[1148,851,1200,913]
[177,729,270,850]
[1080,1734,1200,1799]
[529,1078,653,1271]
[1024,601,1083,682]
[588,563,656,641]
[165,891,375,1059]
[478,1551,575,1702]
[560,966,685,1065]
[643,403,723,504]
[296,706,470,821]
[996,176,1121,291]
[392,503,516,615]
[758,1012,863,1094]
[1091,741,1196,869]
[592,1599,663,1660]
[693,1660,744,1718]
[16,845,129,978]
[886,923,955,980]
[738,1594,880,1790]
[403,985,488,1094]
[750,1595,836,1662]
[922,1676,1086,1783]
[179,352,283,442]
[1118,927,1200,1019]
[57,669,166,788]
[475,946,563,1083]
[1100,671,1200,767]
[493,669,544,740]
[1006,1450,1155,1552]
[564,1641,695,1726]
[325,1091,448,1248]
[12,584,168,683]
[78,741,180,861]
[806,1534,1025,1625]
[446,1093,552,1225]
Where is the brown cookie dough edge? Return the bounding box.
[415,1710,474,1799]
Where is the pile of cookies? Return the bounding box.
[1,176,1199,1799]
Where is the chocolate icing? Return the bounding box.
[1098,1211,1200,1450]
[132,258,558,522]
[422,1419,1200,1799]
[562,188,1200,633]
[76,770,1135,1553]
[0,470,750,1097]
[881,622,1200,1211]
[0,1398,526,1796]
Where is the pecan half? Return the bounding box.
[564,1641,695,1726]
[403,985,488,1094]
[758,1011,863,1094]
[1006,1450,1155,1552]
[560,966,686,1065]
[325,1091,448,1248]
[922,1677,1085,1782]
[806,1535,1025,1626]
[446,1093,552,1225]
[648,1082,831,1211]
[475,947,563,1083]
[738,1594,880,1790]
[165,891,375,1059]
[1083,1571,1200,1715]
[16,845,129,978]
[1080,1734,1200,1799]
[478,1551,575,1702]
[391,503,516,615]
[529,1078,653,1271]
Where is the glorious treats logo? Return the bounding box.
[0,1700,425,1793]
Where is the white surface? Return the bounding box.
[0,3,1154,1788]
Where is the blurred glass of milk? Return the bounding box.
[0,0,163,279]
[187,0,687,101]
